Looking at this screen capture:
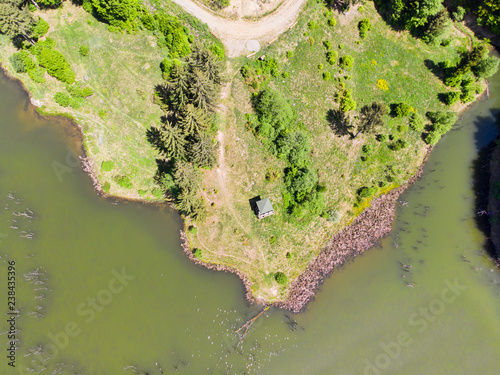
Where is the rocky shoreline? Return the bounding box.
[181,149,431,313]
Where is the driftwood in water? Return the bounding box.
[235,306,269,341]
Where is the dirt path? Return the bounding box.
[171,0,308,57]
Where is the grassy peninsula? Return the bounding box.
[1,0,497,306]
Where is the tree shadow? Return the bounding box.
[326,109,352,137]
[424,59,444,81]
[471,111,500,260]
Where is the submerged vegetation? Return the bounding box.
[0,0,498,302]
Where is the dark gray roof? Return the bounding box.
[256,198,273,213]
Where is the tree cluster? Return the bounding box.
[247,88,325,220]
[424,111,457,145]
[152,46,222,220]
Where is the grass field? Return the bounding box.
[0,1,485,303]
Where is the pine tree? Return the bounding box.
[168,65,190,110]
[189,46,221,85]
[190,134,217,169]
[159,121,186,160]
[188,68,216,112]
[0,3,36,45]
[180,104,211,137]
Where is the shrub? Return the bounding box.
[409,112,425,131]
[32,18,50,38]
[339,90,356,112]
[460,89,475,103]
[307,36,315,45]
[115,175,133,189]
[322,71,331,81]
[101,160,114,171]
[209,44,225,60]
[9,53,26,73]
[79,45,90,56]
[269,236,276,244]
[327,209,341,223]
[286,50,294,59]
[441,91,460,106]
[286,252,292,259]
[394,102,411,117]
[28,66,46,83]
[390,139,408,151]
[339,55,354,70]
[54,92,70,107]
[328,18,336,27]
[318,63,324,71]
[444,73,462,87]
[397,124,409,133]
[425,131,441,145]
[377,134,388,142]
[358,186,377,198]
[307,20,318,29]
[192,248,202,259]
[102,182,111,193]
[452,6,466,22]
[358,18,372,39]
[323,40,332,50]
[151,188,163,199]
[282,71,289,78]
[90,0,140,30]
[82,87,93,97]
[265,167,280,182]
[275,272,288,285]
[37,47,75,84]
[426,111,457,134]
[188,225,198,234]
[362,144,373,154]
[376,79,389,91]
[472,57,500,78]
[326,50,338,65]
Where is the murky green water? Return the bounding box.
[1,65,499,375]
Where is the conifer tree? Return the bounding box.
[159,121,186,160]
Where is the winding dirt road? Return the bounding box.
[171,0,308,56]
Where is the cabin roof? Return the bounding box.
[256,198,273,214]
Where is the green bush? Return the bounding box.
[209,44,225,60]
[362,144,374,154]
[192,248,202,259]
[82,87,93,97]
[188,225,198,235]
[151,188,163,199]
[274,272,289,285]
[397,124,409,133]
[307,20,318,29]
[409,112,425,132]
[323,40,332,50]
[472,57,500,78]
[32,18,50,39]
[102,182,110,193]
[358,18,372,39]
[358,186,377,198]
[286,50,294,59]
[37,47,75,84]
[326,50,338,65]
[9,53,26,73]
[269,236,276,244]
[394,102,412,117]
[101,160,114,171]
[452,6,466,22]
[339,90,356,112]
[28,66,46,83]
[54,92,71,107]
[441,91,460,106]
[339,55,354,70]
[328,18,336,27]
[390,139,408,151]
[425,131,441,145]
[115,175,133,189]
[322,71,331,81]
[90,0,140,30]
[79,45,90,56]
[377,134,388,142]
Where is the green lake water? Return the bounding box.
[0,66,499,374]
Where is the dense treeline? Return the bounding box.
[151,46,222,220]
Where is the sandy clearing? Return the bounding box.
[171,0,308,56]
